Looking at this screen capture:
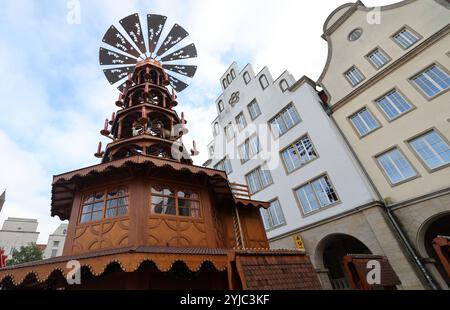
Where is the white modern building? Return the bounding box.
[0,217,40,259]
[203,62,429,289]
[43,223,68,259]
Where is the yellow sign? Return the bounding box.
[293,234,305,249]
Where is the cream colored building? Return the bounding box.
[318,0,450,289]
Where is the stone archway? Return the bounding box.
[417,211,450,288]
[315,233,372,289]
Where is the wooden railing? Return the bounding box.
[230,182,252,200]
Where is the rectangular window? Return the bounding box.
[245,164,273,194]
[295,175,339,215]
[150,186,201,218]
[269,104,301,137]
[393,27,419,49]
[260,199,286,230]
[51,249,58,258]
[239,135,261,163]
[409,130,450,170]
[53,241,60,247]
[235,112,247,131]
[411,64,450,98]
[367,48,390,69]
[224,122,234,141]
[247,99,261,120]
[281,135,318,173]
[345,66,365,87]
[376,89,413,120]
[350,108,380,136]
[80,186,129,223]
[376,148,417,185]
[214,157,233,175]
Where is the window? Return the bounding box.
[53,241,60,247]
[376,89,413,120]
[213,122,220,136]
[393,27,419,49]
[411,64,450,98]
[348,28,363,41]
[409,130,450,170]
[80,186,129,223]
[62,229,67,235]
[222,79,227,89]
[214,157,233,175]
[51,249,58,258]
[150,186,201,218]
[235,112,247,131]
[345,66,365,87]
[367,48,390,69]
[350,108,380,137]
[259,74,269,90]
[209,146,214,157]
[269,104,301,137]
[279,79,289,92]
[230,69,236,79]
[281,135,317,173]
[295,175,339,215]
[376,148,417,185]
[246,164,273,194]
[260,199,286,230]
[239,135,261,163]
[218,100,224,112]
[243,71,251,84]
[247,99,261,120]
[224,122,234,141]
[227,74,231,84]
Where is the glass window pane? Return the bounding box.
[91,211,103,222]
[296,185,319,214]
[410,131,450,169]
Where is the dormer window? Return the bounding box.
[243,72,251,84]
[230,69,236,79]
[259,74,269,90]
[279,79,289,92]
[222,79,227,89]
[227,74,232,84]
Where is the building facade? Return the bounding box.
[43,223,68,259]
[318,0,450,289]
[203,62,422,289]
[0,218,39,259]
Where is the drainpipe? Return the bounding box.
[319,95,439,290]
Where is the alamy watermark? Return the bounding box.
[66,0,81,25]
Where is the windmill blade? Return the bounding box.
[102,25,141,58]
[162,64,197,78]
[119,13,147,55]
[167,73,189,92]
[147,14,167,54]
[160,43,197,62]
[156,24,189,57]
[99,47,137,66]
[103,66,135,85]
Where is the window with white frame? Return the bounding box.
[376,89,413,120]
[350,108,380,136]
[247,99,261,120]
[224,122,234,141]
[260,199,286,230]
[269,104,301,137]
[213,122,220,136]
[295,175,339,215]
[345,66,365,87]
[409,130,450,170]
[243,71,251,84]
[279,79,289,92]
[376,148,417,184]
[246,164,273,194]
[218,100,224,112]
[281,135,317,173]
[393,27,419,49]
[259,74,269,90]
[367,48,390,69]
[214,157,233,175]
[411,64,450,98]
[239,135,261,163]
[235,112,247,131]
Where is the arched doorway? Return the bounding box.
[319,234,372,289]
[423,213,450,287]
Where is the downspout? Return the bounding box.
[320,97,439,290]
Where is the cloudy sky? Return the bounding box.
[0,0,399,243]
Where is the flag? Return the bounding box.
[0,190,5,213]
